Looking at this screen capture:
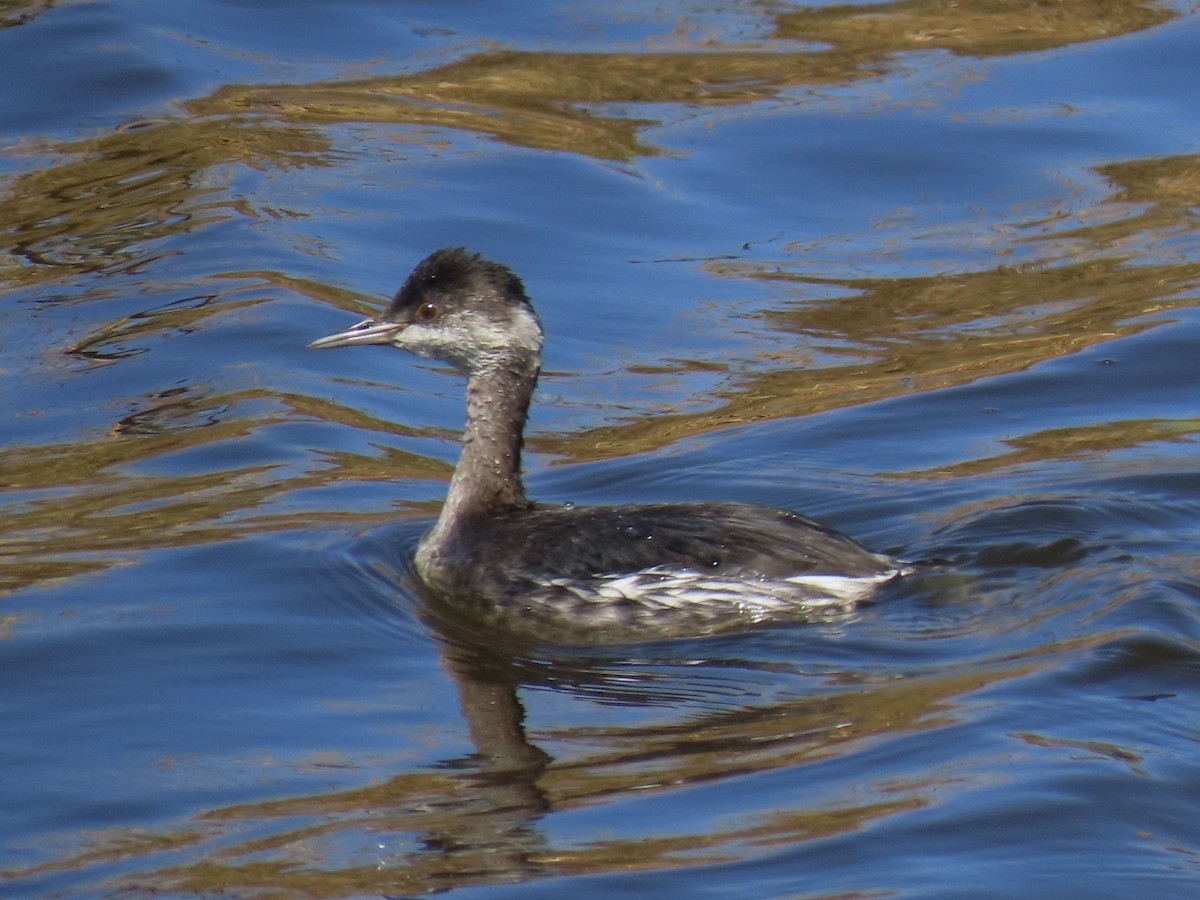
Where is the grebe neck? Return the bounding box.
[422,350,538,560]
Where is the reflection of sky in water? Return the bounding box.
[1,0,1200,896]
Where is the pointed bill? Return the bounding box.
[309,318,404,350]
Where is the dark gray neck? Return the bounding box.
[423,350,538,556]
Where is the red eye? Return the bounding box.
[415,302,439,322]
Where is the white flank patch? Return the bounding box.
[531,564,901,623]
[784,571,900,603]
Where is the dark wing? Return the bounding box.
[460,501,895,588]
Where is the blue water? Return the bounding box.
[2,0,1200,896]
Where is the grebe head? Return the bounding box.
[309,246,543,374]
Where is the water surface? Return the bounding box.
[2,0,1199,896]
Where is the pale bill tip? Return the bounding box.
[308,318,401,350]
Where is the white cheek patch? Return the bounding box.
[507,306,544,356]
[398,320,478,367]
[466,310,543,361]
[398,308,542,372]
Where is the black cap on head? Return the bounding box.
[386,247,527,321]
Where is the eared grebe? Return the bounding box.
[311,248,906,629]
